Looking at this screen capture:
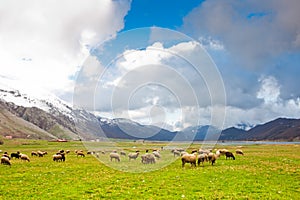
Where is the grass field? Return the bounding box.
[0,139,299,200]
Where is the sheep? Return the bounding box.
[152,151,161,159]
[197,153,208,166]
[53,153,65,162]
[181,153,197,167]
[76,151,85,157]
[218,149,229,156]
[109,152,120,162]
[20,154,30,162]
[2,152,10,160]
[10,151,20,159]
[120,151,126,156]
[141,153,156,164]
[173,150,181,157]
[128,152,139,161]
[180,151,188,156]
[191,149,198,154]
[236,149,244,155]
[95,153,100,158]
[225,152,235,160]
[31,151,38,156]
[65,150,70,154]
[37,151,47,157]
[1,156,11,167]
[207,153,218,165]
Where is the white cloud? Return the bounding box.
[257,76,280,104]
[0,0,131,98]
[90,38,226,131]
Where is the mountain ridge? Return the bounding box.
[0,85,299,141]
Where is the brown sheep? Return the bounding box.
[53,153,65,162]
[31,151,38,156]
[20,154,30,162]
[181,153,197,167]
[37,151,47,157]
[1,156,11,167]
[207,153,218,165]
[197,153,208,166]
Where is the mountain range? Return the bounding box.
[0,85,299,141]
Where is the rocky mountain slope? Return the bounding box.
[0,84,299,141]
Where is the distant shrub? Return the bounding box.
[0,139,4,145]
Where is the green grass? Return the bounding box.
[0,140,299,199]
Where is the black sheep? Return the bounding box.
[225,152,235,160]
[11,151,21,159]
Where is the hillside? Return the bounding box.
[220,118,300,141]
[0,85,299,141]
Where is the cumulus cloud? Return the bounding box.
[81,33,226,131]
[0,0,131,99]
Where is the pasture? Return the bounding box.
[0,139,299,199]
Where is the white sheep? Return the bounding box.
[20,154,30,162]
[152,151,161,159]
[1,156,11,167]
[141,153,156,164]
[120,151,126,156]
[128,152,139,161]
[173,150,181,157]
[236,149,244,155]
[109,152,120,162]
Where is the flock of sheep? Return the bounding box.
[178,148,244,167]
[108,149,161,164]
[1,147,244,168]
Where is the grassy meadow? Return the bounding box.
[0,139,299,200]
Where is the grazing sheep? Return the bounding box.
[225,152,235,160]
[197,153,208,166]
[11,151,20,159]
[37,151,47,157]
[2,152,10,160]
[1,156,11,167]
[128,152,139,161]
[236,149,244,155]
[181,153,197,167]
[141,153,156,164]
[31,151,38,156]
[152,151,161,159]
[173,150,181,157]
[120,151,126,156]
[95,153,100,158]
[207,153,218,165]
[53,153,65,162]
[20,154,30,162]
[65,150,70,154]
[218,149,229,156]
[76,151,85,157]
[180,151,188,156]
[191,149,198,154]
[109,152,120,162]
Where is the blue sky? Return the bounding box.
[123,0,203,30]
[1,0,300,130]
